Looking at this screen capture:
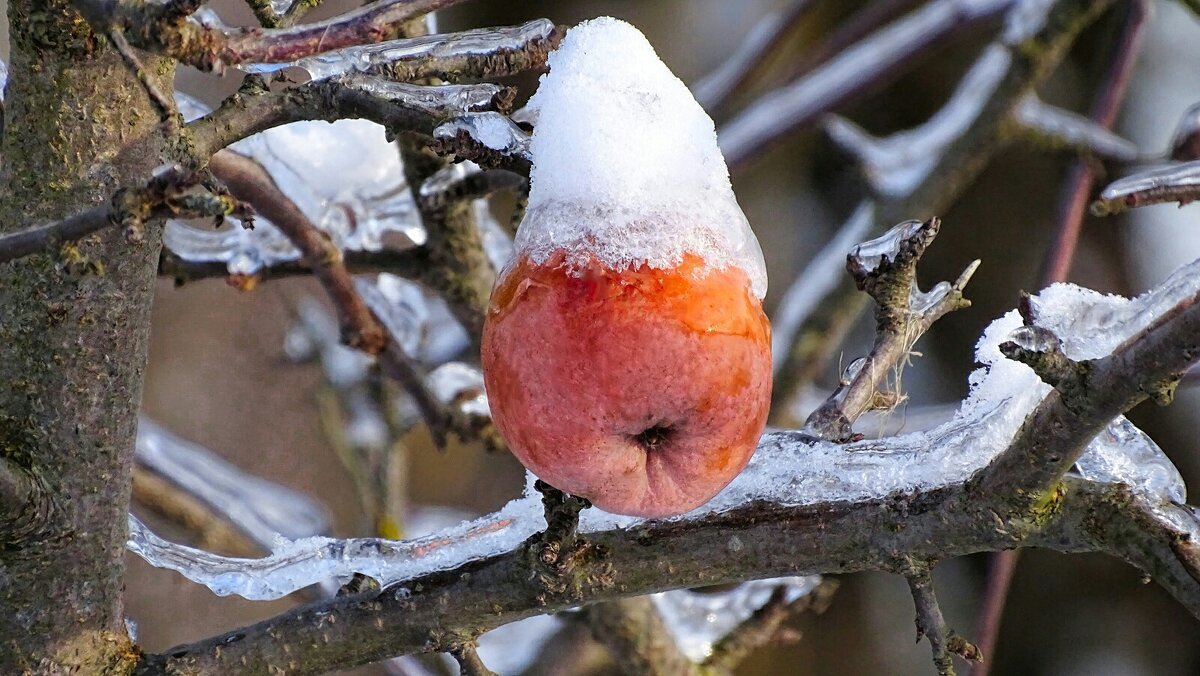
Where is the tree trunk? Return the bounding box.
[0,1,173,670]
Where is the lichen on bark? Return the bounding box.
[0,0,175,670]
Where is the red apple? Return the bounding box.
[481,250,772,518]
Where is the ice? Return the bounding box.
[1096,161,1200,213]
[242,20,558,80]
[433,112,531,157]
[338,76,509,118]
[1076,417,1186,503]
[163,117,423,274]
[1005,324,1061,353]
[269,0,295,14]
[651,577,821,661]
[136,419,330,546]
[849,219,924,272]
[1015,95,1139,161]
[517,17,768,299]
[126,482,547,600]
[1170,102,1200,160]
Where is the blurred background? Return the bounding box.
[14,0,1193,673]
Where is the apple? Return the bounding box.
[482,250,772,518]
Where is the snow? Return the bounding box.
[516,17,768,299]
[434,112,531,156]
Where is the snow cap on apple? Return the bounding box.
[482,17,772,518]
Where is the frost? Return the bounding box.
[651,577,821,661]
[517,17,768,299]
[243,20,557,81]
[136,419,330,545]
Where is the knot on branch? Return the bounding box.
[526,481,608,603]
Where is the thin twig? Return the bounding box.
[205,150,462,449]
[0,166,239,265]
[447,643,497,676]
[907,565,981,676]
[107,28,174,121]
[208,150,389,354]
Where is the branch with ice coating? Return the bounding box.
[804,218,978,442]
[75,0,470,71]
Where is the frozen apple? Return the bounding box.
[481,17,771,517]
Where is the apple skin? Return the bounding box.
[481,250,772,518]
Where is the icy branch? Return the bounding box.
[1091,161,1200,215]
[691,0,817,111]
[77,0,471,71]
[1014,94,1139,161]
[770,0,1119,406]
[134,419,330,549]
[717,0,1014,168]
[804,219,978,441]
[243,19,563,83]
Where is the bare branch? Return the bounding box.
[906,566,981,676]
[804,218,977,441]
[0,166,243,266]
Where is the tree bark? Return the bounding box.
[0,0,173,670]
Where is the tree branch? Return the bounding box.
[76,0,473,71]
[135,474,1200,674]
[906,566,981,676]
[0,165,244,266]
[187,74,514,161]
[803,218,977,441]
